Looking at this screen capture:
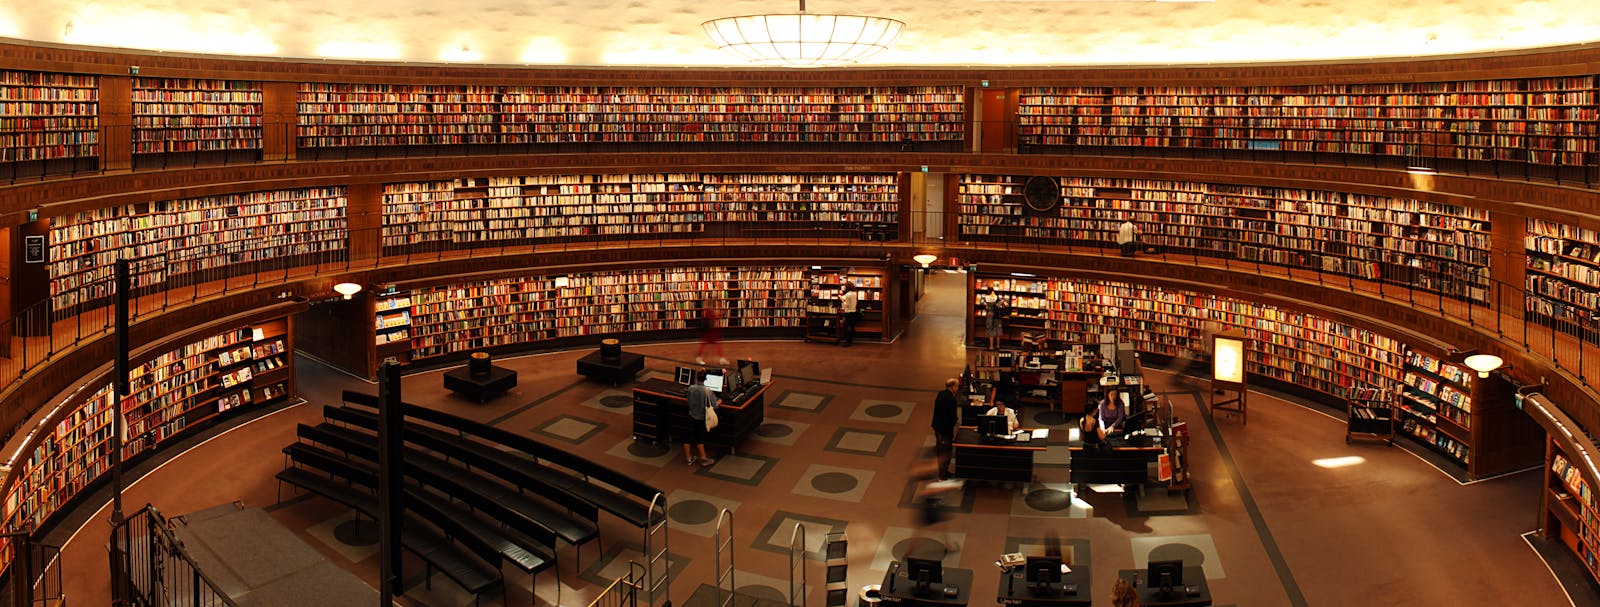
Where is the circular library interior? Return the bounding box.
[1,3,1600,606]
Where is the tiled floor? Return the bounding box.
[46,271,1574,606]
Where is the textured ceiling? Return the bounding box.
[6,1,1599,67]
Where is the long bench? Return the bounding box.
[321,404,602,528]
[296,421,599,550]
[342,390,663,528]
[275,443,502,599]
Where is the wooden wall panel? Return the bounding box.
[97,76,132,171]
[260,81,298,161]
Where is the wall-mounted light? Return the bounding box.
[1462,353,1504,378]
[912,254,938,268]
[333,282,363,300]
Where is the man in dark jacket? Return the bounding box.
[932,377,961,479]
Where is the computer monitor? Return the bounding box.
[1147,559,1183,595]
[704,372,724,393]
[1024,555,1063,588]
[975,414,1008,438]
[904,556,943,593]
[739,362,758,387]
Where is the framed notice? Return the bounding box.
[24,235,45,263]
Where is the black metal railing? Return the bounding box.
[109,505,238,607]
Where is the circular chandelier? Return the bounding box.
[702,0,905,67]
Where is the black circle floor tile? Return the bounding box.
[892,537,949,561]
[811,472,860,494]
[865,404,904,419]
[1024,489,1072,512]
[1148,543,1206,566]
[599,395,633,409]
[738,585,787,603]
[755,423,794,438]
[668,499,719,525]
[628,441,670,457]
[333,519,379,547]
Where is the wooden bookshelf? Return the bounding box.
[131,78,262,154]
[1526,218,1600,335]
[375,292,412,365]
[299,84,963,150]
[1546,441,1600,581]
[967,272,1404,401]
[805,266,889,342]
[1,317,294,534]
[380,172,901,254]
[0,69,98,163]
[1017,77,1598,169]
[1397,350,1473,465]
[47,187,349,312]
[955,174,1492,302]
[393,265,812,361]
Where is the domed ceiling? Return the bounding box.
[4,0,1598,66]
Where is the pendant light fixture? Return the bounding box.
[703,0,905,67]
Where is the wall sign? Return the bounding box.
[24,235,45,263]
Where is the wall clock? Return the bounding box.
[1022,176,1061,214]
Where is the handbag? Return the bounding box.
[705,405,720,431]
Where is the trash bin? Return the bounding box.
[859,584,883,606]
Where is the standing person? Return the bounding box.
[1111,577,1140,607]
[981,287,1007,350]
[1118,217,1140,256]
[932,377,961,479]
[683,371,718,466]
[839,281,860,347]
[695,296,729,366]
[1095,389,1128,441]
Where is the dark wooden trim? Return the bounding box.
[97,76,131,171]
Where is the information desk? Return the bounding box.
[953,427,1046,483]
[631,378,769,453]
[1068,438,1164,490]
[442,365,518,402]
[878,563,974,606]
[1115,567,1211,607]
[997,562,1091,606]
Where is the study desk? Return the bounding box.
[631,378,769,453]
[952,427,1047,483]
[878,563,974,606]
[1067,438,1164,490]
[1116,567,1211,607]
[996,562,1092,606]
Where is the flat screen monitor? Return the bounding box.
[704,373,724,393]
[739,362,758,387]
[1147,559,1183,593]
[975,414,1008,438]
[904,556,943,589]
[1024,556,1062,586]
[675,366,694,386]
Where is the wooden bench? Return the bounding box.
[342,390,663,528]
[276,445,501,599]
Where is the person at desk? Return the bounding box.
[984,400,1020,434]
[1084,389,1127,443]
[682,371,718,467]
[1111,577,1140,607]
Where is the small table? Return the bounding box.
[1116,567,1211,607]
[996,562,1091,606]
[443,365,518,402]
[878,564,973,606]
[576,350,645,385]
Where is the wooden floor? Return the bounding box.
[43,270,1579,606]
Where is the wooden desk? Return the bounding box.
[442,365,517,402]
[1067,440,1163,489]
[953,427,1046,483]
[576,350,644,385]
[631,378,769,453]
[996,562,1092,606]
[879,564,974,606]
[1116,567,1211,607]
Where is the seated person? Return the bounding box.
[984,400,1020,434]
[1094,389,1127,441]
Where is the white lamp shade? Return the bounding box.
[333,282,363,299]
[1463,353,1503,378]
[913,254,938,268]
[703,13,904,67]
